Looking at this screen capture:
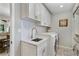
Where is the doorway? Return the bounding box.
[0,3,10,56]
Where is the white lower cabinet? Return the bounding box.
[21,42,36,56]
[21,40,48,56]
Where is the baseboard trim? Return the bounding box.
[58,45,73,50]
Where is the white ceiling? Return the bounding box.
[45,3,75,14]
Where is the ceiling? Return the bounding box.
[45,3,75,14]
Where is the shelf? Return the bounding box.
[37,24,51,28]
[0,32,10,36]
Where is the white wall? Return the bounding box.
[21,19,47,41]
[10,3,21,56]
[0,3,10,17]
[50,11,73,48]
[0,3,10,33]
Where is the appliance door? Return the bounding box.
[49,36,55,56]
[37,40,48,56]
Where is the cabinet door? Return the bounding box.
[46,10,51,27]
[35,3,41,21]
[21,42,36,56]
[20,3,35,19]
[40,4,48,26]
[29,3,35,19]
[21,3,29,18]
[40,4,51,27]
[45,8,51,26]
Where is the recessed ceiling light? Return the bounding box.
[60,5,63,8]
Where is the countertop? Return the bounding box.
[21,34,50,46]
[21,32,57,46]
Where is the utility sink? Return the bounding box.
[32,38,42,42]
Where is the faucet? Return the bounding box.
[31,26,37,39]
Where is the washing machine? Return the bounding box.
[42,32,59,56]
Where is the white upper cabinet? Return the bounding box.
[40,4,47,26]
[39,4,52,27]
[34,3,41,21]
[46,9,51,27]
[20,3,35,20]
[35,3,52,27]
[35,4,51,27]
[21,3,52,27]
